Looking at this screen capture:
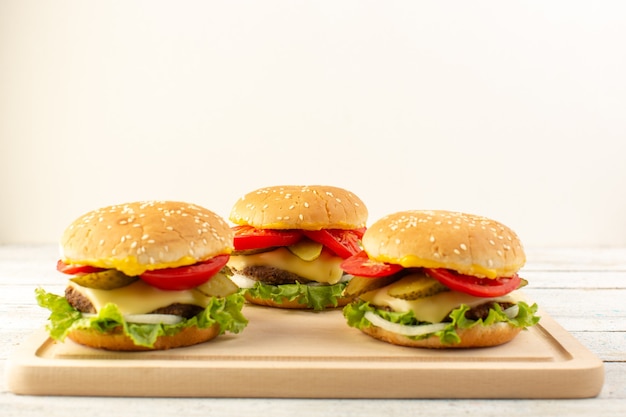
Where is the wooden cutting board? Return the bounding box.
[5,305,604,398]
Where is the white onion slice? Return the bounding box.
[81,313,184,325]
[364,312,447,336]
[340,274,354,283]
[503,304,519,319]
[229,273,257,289]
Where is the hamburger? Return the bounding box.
[36,200,248,351]
[227,185,368,310]
[341,210,540,348]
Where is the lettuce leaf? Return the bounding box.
[343,299,540,346]
[244,281,347,310]
[35,288,248,348]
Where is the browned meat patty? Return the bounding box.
[234,265,314,285]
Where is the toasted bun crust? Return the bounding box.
[362,210,525,279]
[60,201,234,276]
[244,291,353,309]
[360,322,522,349]
[67,324,221,351]
[229,185,367,230]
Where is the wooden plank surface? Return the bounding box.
[4,306,604,399]
[1,245,625,416]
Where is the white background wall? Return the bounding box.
[1,1,625,247]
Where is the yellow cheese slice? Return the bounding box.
[360,288,522,324]
[228,247,344,284]
[68,280,212,315]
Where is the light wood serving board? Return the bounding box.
[5,305,604,398]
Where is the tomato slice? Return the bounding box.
[352,227,367,239]
[232,226,303,251]
[424,268,521,297]
[139,254,230,291]
[340,250,404,278]
[303,229,363,259]
[57,259,106,275]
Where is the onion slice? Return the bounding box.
[81,313,184,325]
[503,304,519,319]
[364,312,447,336]
[229,273,257,289]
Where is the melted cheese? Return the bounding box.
[63,255,200,276]
[360,288,523,324]
[68,280,212,315]
[228,247,344,284]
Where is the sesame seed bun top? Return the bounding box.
[362,210,525,279]
[229,185,368,230]
[60,201,234,276]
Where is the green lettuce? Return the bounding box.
[343,299,540,346]
[35,288,248,348]
[244,281,347,310]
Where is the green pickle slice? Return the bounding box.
[70,269,138,290]
[343,275,398,298]
[386,272,449,300]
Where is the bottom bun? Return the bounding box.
[67,324,221,351]
[360,322,522,349]
[244,292,353,310]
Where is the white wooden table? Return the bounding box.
[1,244,625,416]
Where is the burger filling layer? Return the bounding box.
[66,280,213,315]
[359,287,522,324]
[228,247,344,284]
[343,272,540,345]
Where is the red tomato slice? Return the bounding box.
[340,250,404,277]
[56,259,106,275]
[303,229,363,259]
[232,225,303,251]
[139,254,230,291]
[424,268,521,297]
